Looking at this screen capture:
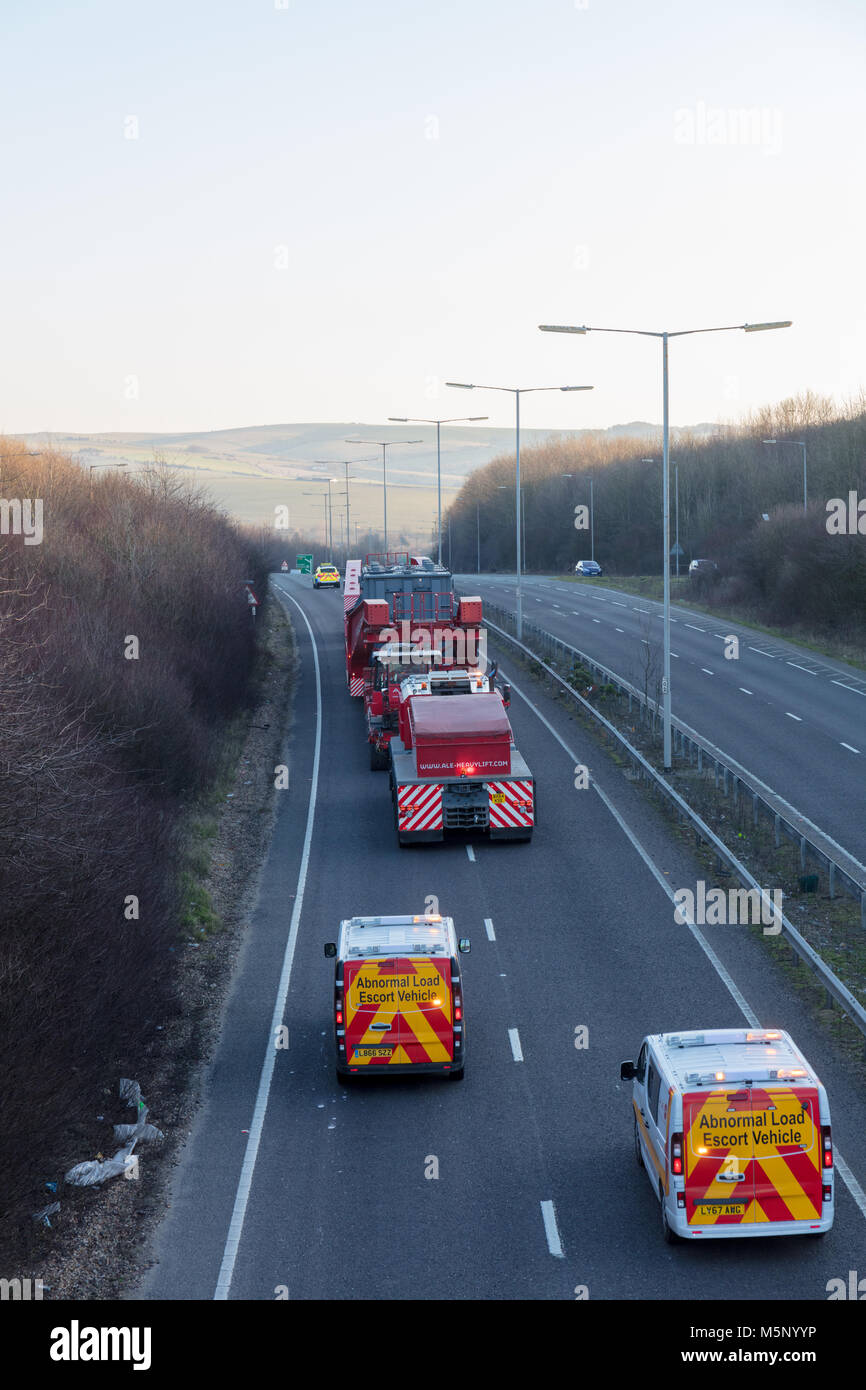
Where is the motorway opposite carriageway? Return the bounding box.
[140,574,866,1300]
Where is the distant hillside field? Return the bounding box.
[23,419,712,542]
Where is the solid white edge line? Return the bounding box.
[540,1199,565,1258]
[841,743,861,754]
[484,917,496,940]
[701,668,714,675]
[466,844,476,862]
[502,666,866,1226]
[213,586,322,1300]
[785,712,802,721]
[508,1027,524,1062]
[739,688,753,694]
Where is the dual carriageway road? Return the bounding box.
[141,573,866,1301]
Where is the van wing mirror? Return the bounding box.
[620,1060,636,1081]
[458,937,471,954]
[324,943,337,958]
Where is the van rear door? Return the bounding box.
[394,957,454,1065]
[343,956,453,1068]
[683,1089,756,1228]
[343,957,400,1068]
[683,1085,823,1227]
[750,1085,822,1225]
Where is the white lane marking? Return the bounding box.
[572,610,581,615]
[592,618,601,623]
[739,687,753,695]
[615,627,625,633]
[670,617,679,622]
[701,668,714,676]
[215,587,322,1300]
[484,917,496,940]
[640,639,649,645]
[685,623,706,632]
[466,844,476,862]
[553,604,561,609]
[748,646,776,658]
[832,679,866,696]
[841,743,861,754]
[508,1028,524,1062]
[787,661,817,675]
[612,601,628,608]
[501,667,866,1227]
[785,712,802,721]
[713,633,726,639]
[633,607,650,613]
[670,651,680,658]
[540,1200,565,1258]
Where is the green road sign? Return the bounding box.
[297,554,313,574]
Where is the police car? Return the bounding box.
[313,564,341,589]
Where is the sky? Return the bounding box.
[2,0,864,436]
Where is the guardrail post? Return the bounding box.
[774,813,781,848]
[722,768,728,796]
[753,792,759,827]
[697,746,703,772]
[800,837,807,872]
[829,863,836,899]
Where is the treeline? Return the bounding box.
[0,442,266,1227]
[442,392,866,638]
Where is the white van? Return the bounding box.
[620,1028,834,1241]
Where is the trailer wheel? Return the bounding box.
[369,742,389,771]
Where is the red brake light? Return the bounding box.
[822,1126,833,1169]
[671,1132,684,1176]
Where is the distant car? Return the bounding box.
[688,559,718,577]
[575,560,603,577]
[313,564,341,589]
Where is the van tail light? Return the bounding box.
[676,1190,686,1209]
[670,1132,684,1176]
[821,1126,833,1169]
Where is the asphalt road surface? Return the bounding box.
[141,574,866,1301]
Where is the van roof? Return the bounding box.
[339,914,454,958]
[654,1029,817,1088]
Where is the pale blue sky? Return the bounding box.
[2,0,864,434]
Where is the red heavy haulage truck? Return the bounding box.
[342,554,534,845]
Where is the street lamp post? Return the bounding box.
[762,439,808,511]
[345,438,422,551]
[447,382,593,638]
[89,461,128,496]
[388,415,488,565]
[315,457,377,560]
[540,319,791,770]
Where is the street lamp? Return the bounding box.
[446,382,594,638]
[345,438,422,551]
[302,490,332,551]
[539,318,790,770]
[89,461,128,495]
[314,457,376,558]
[388,414,489,565]
[762,439,808,511]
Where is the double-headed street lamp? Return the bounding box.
[763,438,808,511]
[446,382,593,639]
[540,319,791,770]
[345,438,422,551]
[388,414,489,566]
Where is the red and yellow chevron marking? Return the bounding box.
[344,957,453,1067]
[683,1087,821,1227]
[397,783,443,832]
[487,780,533,829]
